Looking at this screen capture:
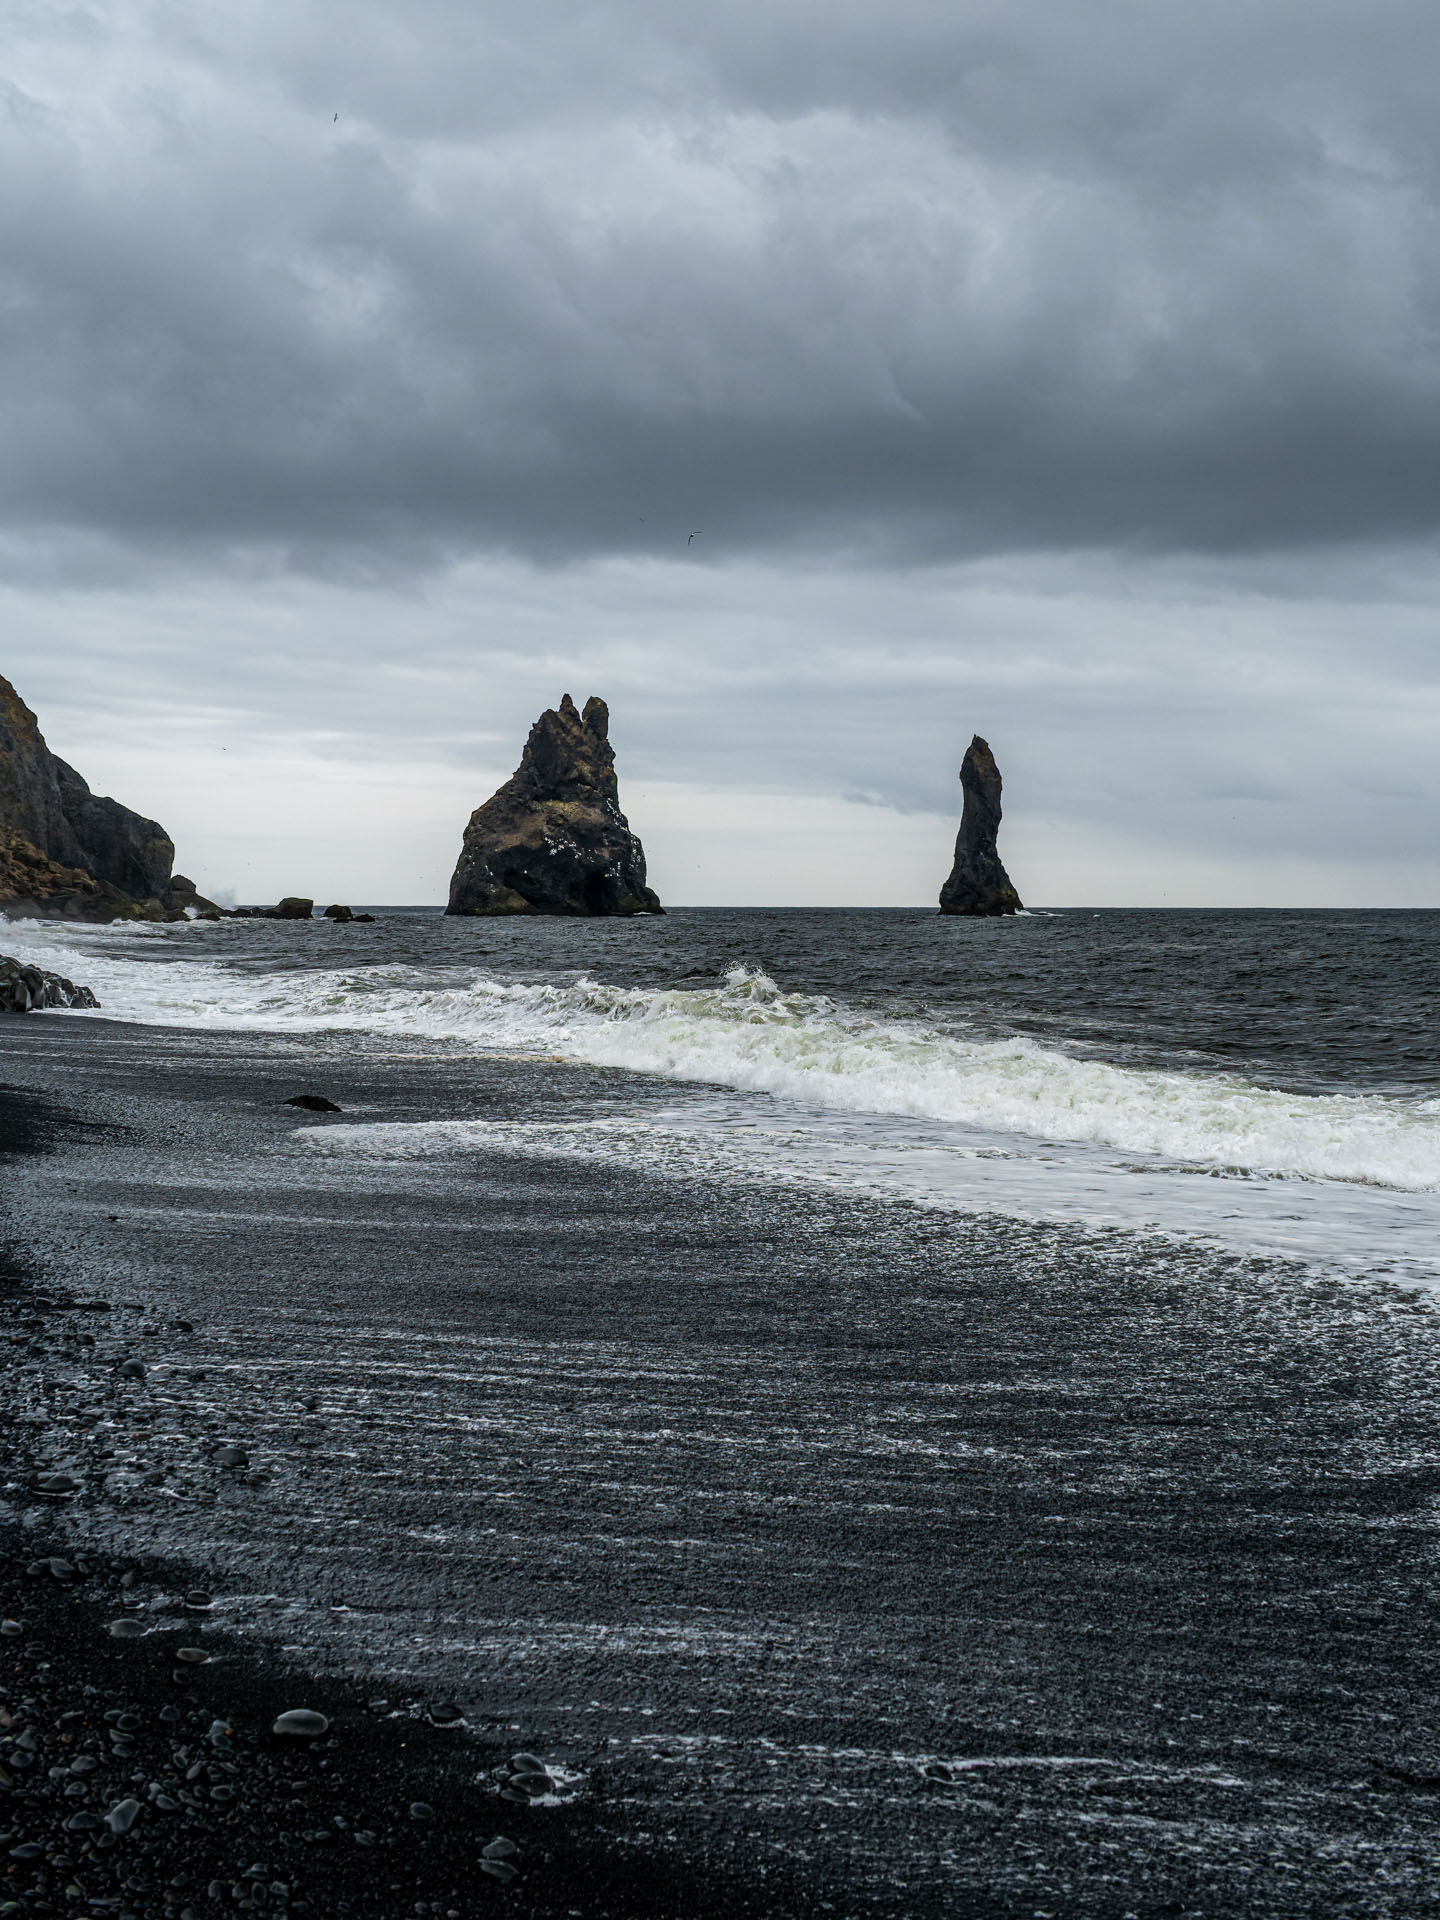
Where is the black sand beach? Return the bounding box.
[6,1014,1440,1918]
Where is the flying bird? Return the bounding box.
[688,531,701,544]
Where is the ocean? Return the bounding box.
[5,906,1439,1290]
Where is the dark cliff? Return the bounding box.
[447,695,663,917]
[939,734,1023,917]
[0,672,187,921]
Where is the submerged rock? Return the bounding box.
[447,695,663,917]
[0,955,100,1014]
[939,735,1022,917]
[286,1094,341,1113]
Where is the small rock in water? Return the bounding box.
[184,1590,212,1609]
[104,1798,141,1835]
[272,1709,330,1738]
[509,1752,548,1774]
[214,1446,249,1470]
[107,1619,147,1640]
[117,1358,146,1380]
[285,1094,342,1113]
[429,1703,464,1726]
[175,1647,209,1665]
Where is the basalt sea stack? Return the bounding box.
[447,695,663,917]
[939,734,1022,916]
[0,671,203,921]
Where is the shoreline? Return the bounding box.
[0,1071,796,1920]
[7,1014,1440,1916]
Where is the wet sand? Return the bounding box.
[6,1014,1440,1918]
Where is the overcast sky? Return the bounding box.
[6,0,1440,904]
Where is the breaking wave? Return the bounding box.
[5,923,1440,1195]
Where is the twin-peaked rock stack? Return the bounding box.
[447,694,663,917]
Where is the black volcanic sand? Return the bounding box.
[5,1020,1440,1918]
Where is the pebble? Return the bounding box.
[509,1752,547,1774]
[175,1647,210,1665]
[104,1799,141,1835]
[107,1619,148,1639]
[479,1861,517,1884]
[482,1838,518,1860]
[429,1703,464,1726]
[408,1802,435,1821]
[0,1621,21,1638]
[184,1590,213,1609]
[272,1710,330,1738]
[209,1786,235,1803]
[34,1475,78,1496]
[117,1361,146,1381]
[215,1447,249,1470]
[64,1813,101,1832]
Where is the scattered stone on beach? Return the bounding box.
[214,1445,250,1469]
[0,1618,22,1636]
[446,693,663,917]
[104,1797,141,1834]
[409,1801,436,1820]
[32,1473,78,1496]
[184,1589,213,1608]
[107,1615,146,1639]
[480,1858,519,1883]
[285,1092,342,1112]
[117,1359,146,1380]
[176,1646,210,1664]
[0,955,101,1014]
[938,734,1023,917]
[483,1837,519,1860]
[272,1709,330,1738]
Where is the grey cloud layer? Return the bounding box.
[6,0,1440,569]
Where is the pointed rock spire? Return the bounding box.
[939,735,1022,916]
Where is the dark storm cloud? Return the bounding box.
[5,0,1440,570]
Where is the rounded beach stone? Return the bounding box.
[104,1798,141,1834]
[107,1618,147,1639]
[175,1647,209,1664]
[272,1709,330,1738]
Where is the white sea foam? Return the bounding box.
[7,922,1440,1198]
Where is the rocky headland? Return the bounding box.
[0,674,212,923]
[447,696,662,917]
[939,734,1023,916]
